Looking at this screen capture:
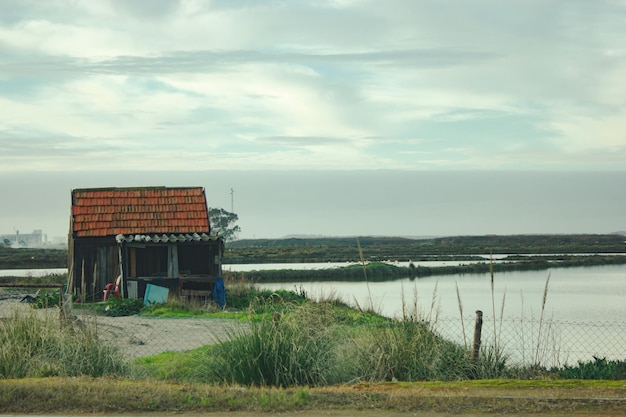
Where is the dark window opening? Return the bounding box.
[131,246,168,277]
[178,244,211,275]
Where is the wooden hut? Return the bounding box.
[68,186,224,303]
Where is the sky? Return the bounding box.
[0,1,625,241]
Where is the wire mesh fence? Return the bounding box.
[85,313,246,359]
[81,311,625,366]
[433,315,626,367]
[1,291,624,366]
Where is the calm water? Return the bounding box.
[258,264,626,322]
[225,261,496,271]
[0,268,67,277]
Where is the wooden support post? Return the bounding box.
[472,310,483,364]
[66,262,74,297]
[130,248,137,278]
[168,244,179,278]
[58,284,64,323]
[118,243,125,298]
[80,258,86,306]
[92,262,97,303]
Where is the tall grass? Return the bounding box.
[455,282,467,349]
[355,238,377,313]
[350,318,473,382]
[350,284,500,382]
[0,309,128,378]
[195,283,512,386]
[203,302,339,387]
[490,253,497,345]
[534,272,551,365]
[462,257,559,374]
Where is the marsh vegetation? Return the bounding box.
[2,277,623,384]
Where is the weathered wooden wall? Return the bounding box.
[70,238,119,300]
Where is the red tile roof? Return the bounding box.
[71,187,210,237]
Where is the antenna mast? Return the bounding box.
[230,188,234,213]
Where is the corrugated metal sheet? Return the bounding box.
[71,187,211,237]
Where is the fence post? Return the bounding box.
[472,310,483,364]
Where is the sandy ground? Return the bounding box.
[0,290,244,359]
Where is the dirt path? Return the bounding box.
[75,311,242,358]
[0,294,243,358]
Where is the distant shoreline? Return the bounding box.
[2,233,625,269]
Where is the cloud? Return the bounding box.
[255,136,351,147]
[548,108,626,152]
[0,0,625,172]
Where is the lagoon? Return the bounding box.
[0,268,67,277]
[224,257,508,272]
[258,264,626,322]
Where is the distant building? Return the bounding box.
[0,229,47,247]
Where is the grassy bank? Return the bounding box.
[1,282,625,414]
[241,255,626,282]
[0,246,66,269]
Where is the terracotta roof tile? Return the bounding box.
[71,186,211,238]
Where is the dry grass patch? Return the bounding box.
[0,378,624,415]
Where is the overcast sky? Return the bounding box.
[1,1,625,241]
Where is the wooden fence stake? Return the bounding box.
[472,310,483,364]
